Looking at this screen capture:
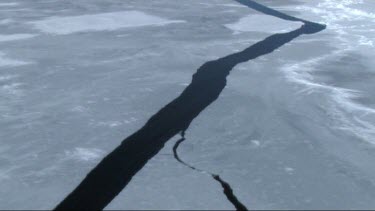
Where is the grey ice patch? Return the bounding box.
[64,148,104,162]
[0,75,17,82]
[29,11,185,35]
[1,83,24,96]
[0,52,31,67]
[0,3,19,7]
[250,140,261,147]
[0,34,37,42]
[0,19,13,25]
[218,3,248,8]
[284,167,295,174]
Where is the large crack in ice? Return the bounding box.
[55,1,325,210]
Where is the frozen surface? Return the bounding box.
[0,3,19,7]
[0,34,37,42]
[225,14,303,33]
[0,52,30,66]
[1,0,375,210]
[30,11,185,35]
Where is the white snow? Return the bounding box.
[64,148,104,162]
[282,0,375,145]
[284,167,295,174]
[225,14,303,34]
[30,11,185,35]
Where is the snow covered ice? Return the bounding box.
[1,0,375,210]
[30,11,185,35]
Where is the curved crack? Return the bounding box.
[173,134,248,210]
[55,1,326,210]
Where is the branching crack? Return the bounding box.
[173,134,248,211]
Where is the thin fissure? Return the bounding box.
[173,135,248,211]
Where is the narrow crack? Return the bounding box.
[55,1,325,210]
[173,134,248,210]
[212,175,248,211]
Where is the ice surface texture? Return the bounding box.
[30,11,185,35]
